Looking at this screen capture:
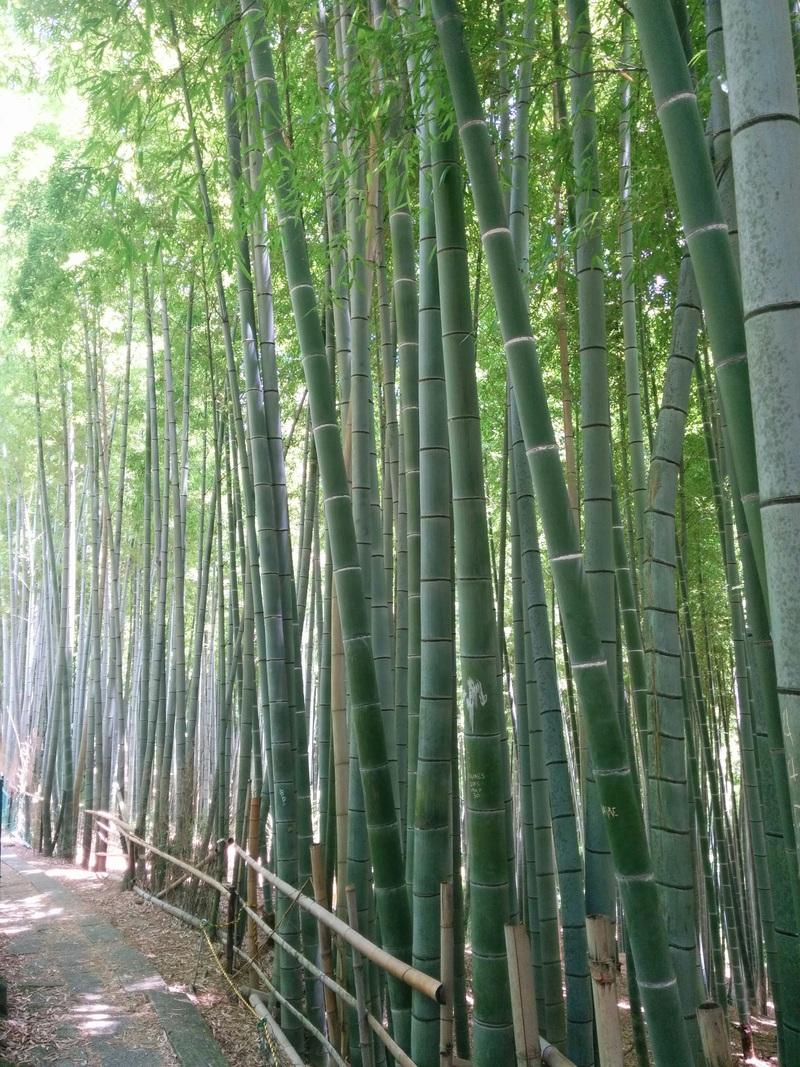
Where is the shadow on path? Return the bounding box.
[0,844,229,1066]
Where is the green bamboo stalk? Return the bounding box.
[410,133,454,1067]
[57,359,75,859]
[696,334,784,1024]
[611,492,647,760]
[525,642,567,1050]
[159,266,188,850]
[506,31,593,1053]
[511,400,594,1067]
[720,0,800,874]
[391,145,421,892]
[551,1,580,534]
[221,52,307,1046]
[372,0,421,871]
[511,476,538,951]
[628,0,767,601]
[318,524,334,885]
[618,15,646,571]
[641,252,702,1056]
[111,296,132,817]
[83,335,104,871]
[565,0,617,926]
[428,119,514,1062]
[376,193,398,643]
[34,368,62,857]
[701,361,800,1056]
[680,566,753,1057]
[134,274,154,826]
[684,680,725,1007]
[244,65,321,1034]
[431,5,693,1062]
[241,0,412,1044]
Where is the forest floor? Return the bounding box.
[0,836,780,1066]
[0,840,267,1066]
[615,955,779,1065]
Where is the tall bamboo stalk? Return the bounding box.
[431,5,693,1061]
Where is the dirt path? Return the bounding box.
[0,843,235,1066]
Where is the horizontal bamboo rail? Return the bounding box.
[540,1038,577,1067]
[236,891,354,1008]
[92,811,422,1060]
[155,846,222,899]
[244,987,306,1067]
[237,958,346,1067]
[93,811,441,1004]
[236,895,417,1067]
[366,1012,415,1067]
[133,884,206,929]
[232,842,443,1004]
[88,811,228,895]
[91,811,577,1067]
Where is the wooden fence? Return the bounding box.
[89,810,575,1067]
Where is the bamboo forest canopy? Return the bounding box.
[1,0,800,1065]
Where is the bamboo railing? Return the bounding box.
[89,809,575,1067]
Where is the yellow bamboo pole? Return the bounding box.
[232,841,443,1002]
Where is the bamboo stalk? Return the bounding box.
[586,916,624,1066]
[504,924,542,1066]
[132,885,205,929]
[697,1002,732,1067]
[246,793,259,959]
[440,882,454,1067]
[225,884,237,975]
[366,1015,418,1067]
[346,885,375,1067]
[310,842,341,1050]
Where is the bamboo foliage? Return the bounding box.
[3,2,800,1066]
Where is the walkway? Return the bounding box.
[0,843,230,1066]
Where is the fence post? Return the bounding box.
[126,838,136,888]
[586,915,624,1066]
[505,923,542,1065]
[697,1001,733,1067]
[226,884,238,975]
[345,885,375,1067]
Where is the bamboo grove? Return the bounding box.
[1,0,799,1064]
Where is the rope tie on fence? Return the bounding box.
[268,876,312,939]
[256,1017,281,1066]
[199,920,259,1018]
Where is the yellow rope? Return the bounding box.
[199,921,260,1020]
[198,920,283,1064]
